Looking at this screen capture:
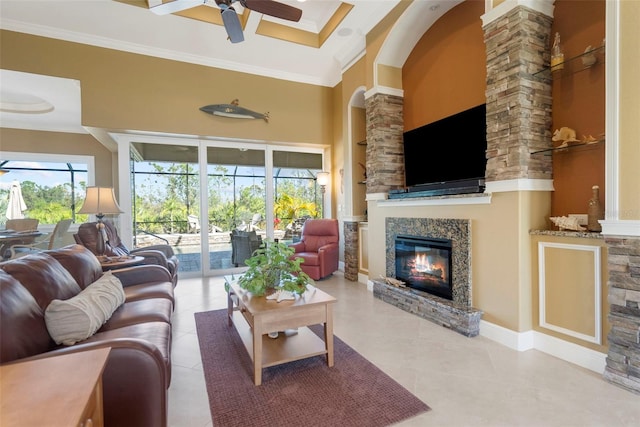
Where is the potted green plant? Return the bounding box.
[237,239,314,296]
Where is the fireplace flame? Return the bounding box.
[413,253,445,279]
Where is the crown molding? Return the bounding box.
[0,19,335,87]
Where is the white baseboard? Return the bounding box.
[358,272,368,285]
[480,320,607,373]
[480,320,534,351]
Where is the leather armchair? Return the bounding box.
[74,221,179,286]
[289,219,339,280]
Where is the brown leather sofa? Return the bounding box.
[289,218,340,280]
[0,244,174,427]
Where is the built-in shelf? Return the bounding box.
[533,44,605,77]
[531,138,604,155]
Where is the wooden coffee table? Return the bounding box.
[225,276,337,385]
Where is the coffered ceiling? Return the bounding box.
[0,0,402,87]
[0,0,459,135]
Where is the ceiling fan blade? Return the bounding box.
[150,0,204,15]
[241,0,302,22]
[221,7,245,43]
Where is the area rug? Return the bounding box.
[195,309,430,427]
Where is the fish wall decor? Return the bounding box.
[200,99,269,122]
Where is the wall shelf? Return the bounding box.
[531,138,604,155]
[533,44,605,77]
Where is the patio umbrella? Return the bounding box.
[6,180,27,220]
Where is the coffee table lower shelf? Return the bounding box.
[230,311,328,369]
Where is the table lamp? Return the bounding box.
[78,187,123,256]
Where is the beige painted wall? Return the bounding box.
[0,128,113,186]
[368,191,550,330]
[0,30,334,147]
[351,107,367,218]
[338,55,367,221]
[531,234,609,353]
[619,0,640,220]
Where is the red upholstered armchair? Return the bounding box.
[289,219,339,280]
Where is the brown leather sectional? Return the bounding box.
[0,244,175,427]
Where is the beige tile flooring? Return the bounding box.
[168,273,640,427]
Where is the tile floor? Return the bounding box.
[168,273,640,427]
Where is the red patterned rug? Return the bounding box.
[195,309,430,427]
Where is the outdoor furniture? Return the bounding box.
[74,220,179,286]
[7,218,72,259]
[230,229,262,267]
[5,218,39,232]
[187,215,200,233]
[289,218,339,280]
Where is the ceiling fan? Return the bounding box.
[149,0,303,43]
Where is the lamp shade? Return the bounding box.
[316,171,329,187]
[78,187,123,217]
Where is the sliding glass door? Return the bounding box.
[203,146,266,274]
[129,142,202,275]
[117,134,328,278]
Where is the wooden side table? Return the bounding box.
[99,255,144,271]
[0,347,110,427]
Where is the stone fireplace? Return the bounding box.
[386,217,472,306]
[373,217,482,337]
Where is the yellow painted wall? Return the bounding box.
[0,128,113,186]
[351,107,367,218]
[364,1,412,89]
[368,191,550,330]
[531,234,609,353]
[619,0,640,221]
[0,30,334,147]
[376,64,402,90]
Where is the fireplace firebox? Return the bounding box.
[395,235,453,300]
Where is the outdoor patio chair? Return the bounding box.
[187,214,200,233]
[230,229,263,267]
[5,218,39,232]
[7,218,72,259]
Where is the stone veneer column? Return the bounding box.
[343,221,359,282]
[483,6,553,181]
[364,93,404,194]
[604,235,640,394]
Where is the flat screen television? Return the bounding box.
[402,104,487,195]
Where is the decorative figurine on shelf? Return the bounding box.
[550,216,586,231]
[587,185,604,232]
[551,32,564,72]
[581,45,597,67]
[552,126,579,148]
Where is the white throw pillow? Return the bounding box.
[45,271,125,345]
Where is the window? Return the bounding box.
[0,152,94,227]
